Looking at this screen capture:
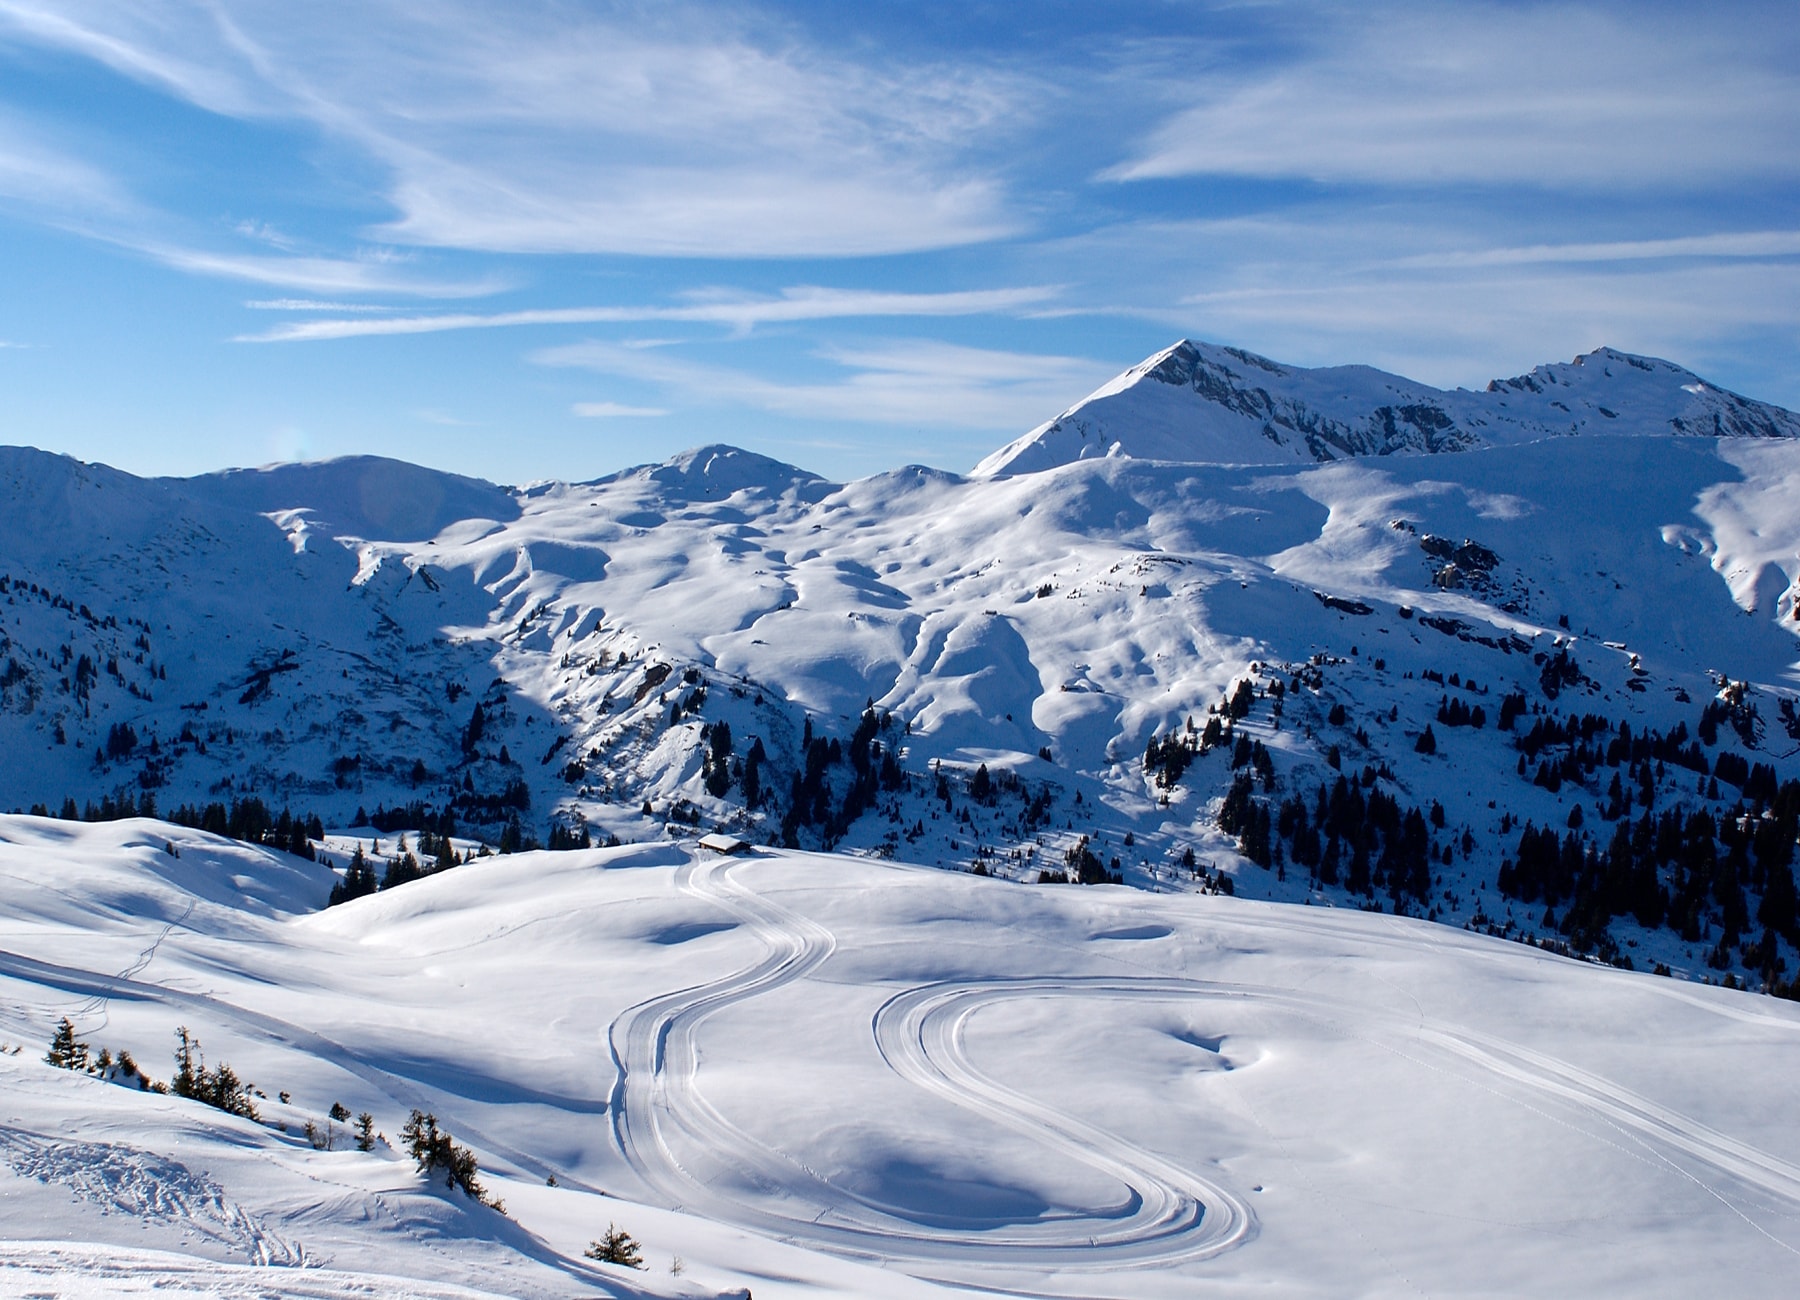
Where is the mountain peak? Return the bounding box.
[975,339,1800,476]
[175,454,521,540]
[587,443,831,503]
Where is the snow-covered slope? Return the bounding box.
[10,340,1800,1293]
[974,340,1800,475]
[3,343,1800,994]
[5,818,1800,1297]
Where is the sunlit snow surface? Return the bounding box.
[3,818,1799,1297]
[974,340,1800,474]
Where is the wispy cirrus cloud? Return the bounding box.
[0,84,502,298]
[0,118,134,215]
[1030,208,1800,398]
[1108,3,1800,190]
[572,401,669,419]
[1386,230,1800,270]
[0,1,266,115]
[245,298,399,312]
[134,240,505,297]
[235,285,1061,343]
[537,337,1112,431]
[0,0,1032,258]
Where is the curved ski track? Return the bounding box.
[608,856,1243,1274]
[608,858,1800,1283]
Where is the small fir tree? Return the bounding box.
[585,1224,645,1269]
[45,1018,88,1071]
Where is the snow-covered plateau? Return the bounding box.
[6,338,1800,1294]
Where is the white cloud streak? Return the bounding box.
[1109,3,1800,189]
[128,240,506,297]
[0,119,133,215]
[537,338,1113,430]
[1031,210,1800,402]
[1387,230,1800,270]
[246,299,399,312]
[0,1,261,114]
[0,77,502,298]
[572,401,669,419]
[0,0,1032,258]
[235,285,1060,343]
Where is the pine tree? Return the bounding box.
[45,1018,88,1071]
[172,1025,199,1097]
[330,842,380,905]
[585,1224,645,1269]
[498,818,522,854]
[400,1109,497,1207]
[170,1026,257,1119]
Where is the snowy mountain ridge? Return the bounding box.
[9,341,1800,1296]
[974,339,1800,475]
[3,341,1800,989]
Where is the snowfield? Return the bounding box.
[5,403,1800,981]
[7,336,1800,1294]
[4,818,1800,1297]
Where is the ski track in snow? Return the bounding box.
[607,856,1251,1277]
[0,1241,511,1298]
[0,1130,305,1267]
[66,900,196,1037]
[608,858,1800,1284]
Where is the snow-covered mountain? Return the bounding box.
[974,339,1800,475]
[3,342,1800,991]
[9,340,1800,1297]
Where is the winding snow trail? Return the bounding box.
[608,856,1253,1278]
[608,857,1800,1286]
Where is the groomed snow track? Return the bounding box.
[608,856,1254,1279]
[607,856,1800,1287]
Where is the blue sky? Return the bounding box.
[0,0,1796,484]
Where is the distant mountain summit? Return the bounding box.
[6,336,1800,990]
[974,339,1800,476]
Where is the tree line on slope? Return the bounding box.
[1177,655,1800,989]
[43,1016,508,1214]
[21,791,325,859]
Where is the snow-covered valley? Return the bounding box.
[6,818,1800,1297]
[6,337,1800,1293]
